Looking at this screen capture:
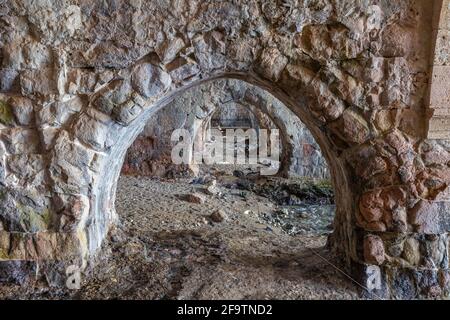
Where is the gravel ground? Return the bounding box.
[0,175,360,300]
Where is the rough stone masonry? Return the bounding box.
[0,0,449,299]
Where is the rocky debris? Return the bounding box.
[209,209,228,223]
[0,175,359,300]
[260,205,335,237]
[204,180,219,196]
[178,193,206,204]
[232,177,334,206]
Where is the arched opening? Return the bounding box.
[0,0,445,301]
[68,76,357,299]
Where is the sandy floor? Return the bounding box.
[0,175,360,300]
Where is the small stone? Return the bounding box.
[363,234,385,265]
[426,285,442,298]
[205,180,219,195]
[72,113,109,151]
[391,207,408,232]
[210,209,227,223]
[299,212,308,219]
[20,68,58,96]
[193,31,226,71]
[112,100,143,126]
[402,238,421,266]
[179,193,206,204]
[8,97,34,126]
[330,108,370,144]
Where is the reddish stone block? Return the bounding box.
[364,235,385,265]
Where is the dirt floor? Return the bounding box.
[0,172,361,300]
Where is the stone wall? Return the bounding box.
[427,1,450,139]
[0,0,447,298]
[121,79,330,179]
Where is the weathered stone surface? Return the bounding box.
[49,131,99,194]
[402,237,421,266]
[210,209,228,223]
[364,234,385,265]
[373,23,416,58]
[0,69,19,92]
[6,154,46,187]
[37,97,83,127]
[169,61,201,84]
[0,0,446,299]
[72,113,110,151]
[308,79,345,122]
[255,48,288,82]
[358,187,407,232]
[329,108,370,145]
[434,29,450,66]
[0,261,36,285]
[66,68,115,95]
[8,97,34,126]
[52,194,89,232]
[112,100,143,126]
[295,23,365,62]
[429,66,450,107]
[156,37,185,65]
[131,63,172,99]
[0,129,40,154]
[410,200,450,234]
[192,31,226,72]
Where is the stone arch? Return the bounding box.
[171,78,330,179]
[76,69,345,258]
[0,0,446,298]
[121,77,330,180]
[189,96,295,178]
[20,62,350,268]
